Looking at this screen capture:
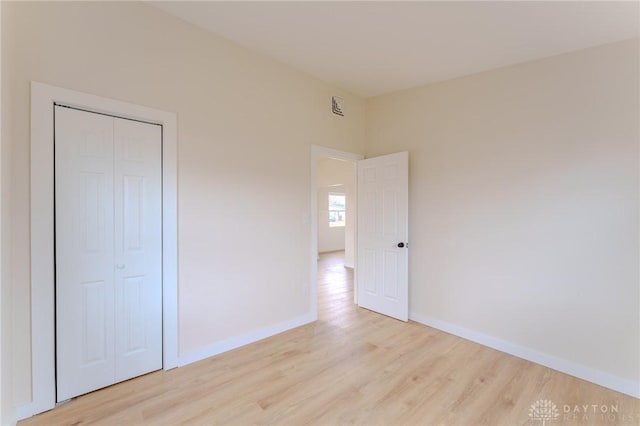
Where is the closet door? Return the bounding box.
[113,117,162,382]
[55,107,162,402]
[55,106,116,401]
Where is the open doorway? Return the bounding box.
[311,147,409,323]
[316,158,356,320]
[317,158,356,267]
[309,146,363,320]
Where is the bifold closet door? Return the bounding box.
[113,117,162,383]
[55,106,162,402]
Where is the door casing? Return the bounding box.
[28,82,178,418]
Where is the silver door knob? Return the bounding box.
[115,264,125,270]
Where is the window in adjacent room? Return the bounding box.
[328,193,346,227]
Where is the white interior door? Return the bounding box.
[55,106,162,401]
[357,151,408,321]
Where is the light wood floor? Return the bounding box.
[21,251,640,425]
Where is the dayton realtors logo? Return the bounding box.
[529,400,638,424]
[529,400,560,426]
[562,403,632,422]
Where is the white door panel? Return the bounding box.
[55,107,162,401]
[113,118,162,382]
[357,151,408,321]
[55,106,116,401]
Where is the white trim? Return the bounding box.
[178,314,314,366]
[310,146,363,314]
[0,4,5,424]
[27,82,178,420]
[14,403,35,424]
[409,311,640,398]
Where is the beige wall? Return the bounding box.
[366,39,640,386]
[1,1,364,416]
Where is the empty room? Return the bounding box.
[1,1,639,425]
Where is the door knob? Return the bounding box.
[115,264,125,270]
[397,242,405,248]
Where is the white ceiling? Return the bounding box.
[152,1,640,98]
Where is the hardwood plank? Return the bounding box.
[20,251,640,425]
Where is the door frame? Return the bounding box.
[29,82,178,416]
[310,145,363,317]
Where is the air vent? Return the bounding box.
[332,96,344,116]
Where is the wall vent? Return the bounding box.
[332,96,344,116]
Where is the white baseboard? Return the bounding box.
[409,312,640,399]
[13,402,35,423]
[318,249,346,254]
[178,313,315,367]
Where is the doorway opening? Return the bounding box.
[317,158,356,265]
[309,146,363,320]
